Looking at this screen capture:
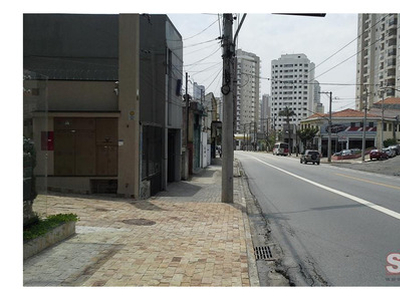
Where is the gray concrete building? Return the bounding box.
[23,14,183,198]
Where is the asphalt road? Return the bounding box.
[235,151,400,286]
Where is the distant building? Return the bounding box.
[235,49,261,135]
[260,94,272,134]
[356,14,400,109]
[370,97,400,147]
[270,53,316,131]
[193,82,205,101]
[300,107,400,155]
[313,80,324,114]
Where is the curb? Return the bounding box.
[233,163,260,287]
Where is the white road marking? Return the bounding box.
[249,156,400,221]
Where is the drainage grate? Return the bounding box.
[122,218,156,226]
[254,246,273,260]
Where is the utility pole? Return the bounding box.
[361,92,367,162]
[328,91,332,163]
[319,91,332,162]
[221,14,234,203]
[380,90,385,150]
[185,72,189,147]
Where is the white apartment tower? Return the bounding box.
[235,49,261,133]
[356,14,400,110]
[270,53,316,131]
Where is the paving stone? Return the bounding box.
[23,160,257,287]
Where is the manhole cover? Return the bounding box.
[254,246,273,260]
[122,218,156,226]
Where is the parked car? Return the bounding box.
[300,150,320,165]
[350,148,361,155]
[369,149,389,160]
[388,144,400,155]
[333,149,352,157]
[382,147,396,158]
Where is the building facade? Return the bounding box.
[300,109,381,156]
[235,49,261,135]
[356,13,400,110]
[270,53,317,131]
[24,14,183,198]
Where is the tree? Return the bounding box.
[298,127,319,150]
[23,137,37,227]
[278,106,296,155]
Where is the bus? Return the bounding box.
[273,142,289,156]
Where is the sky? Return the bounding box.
[168,13,359,113]
[13,1,400,114]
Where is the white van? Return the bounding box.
[273,142,289,156]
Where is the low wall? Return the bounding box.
[332,153,361,160]
[23,221,76,260]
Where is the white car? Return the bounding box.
[383,147,396,158]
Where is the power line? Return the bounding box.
[171,38,219,51]
[313,16,400,81]
[183,16,220,40]
[190,61,222,76]
[184,45,221,67]
[308,14,390,76]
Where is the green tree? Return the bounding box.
[24,137,37,227]
[298,127,319,150]
[278,106,296,154]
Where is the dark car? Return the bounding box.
[300,150,320,165]
[369,149,388,160]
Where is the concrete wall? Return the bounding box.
[43,81,118,111]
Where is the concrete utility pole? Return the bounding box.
[380,90,385,150]
[221,14,234,203]
[328,91,332,163]
[362,94,367,162]
[320,91,332,162]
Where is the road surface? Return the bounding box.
[235,151,400,286]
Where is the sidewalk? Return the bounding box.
[23,158,259,287]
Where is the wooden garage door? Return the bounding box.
[54,117,117,176]
[96,118,118,176]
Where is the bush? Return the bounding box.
[383,138,397,148]
[23,213,79,242]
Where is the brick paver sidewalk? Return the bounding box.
[23,162,258,287]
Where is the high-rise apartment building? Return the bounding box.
[235,49,261,133]
[270,53,316,131]
[356,13,400,110]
